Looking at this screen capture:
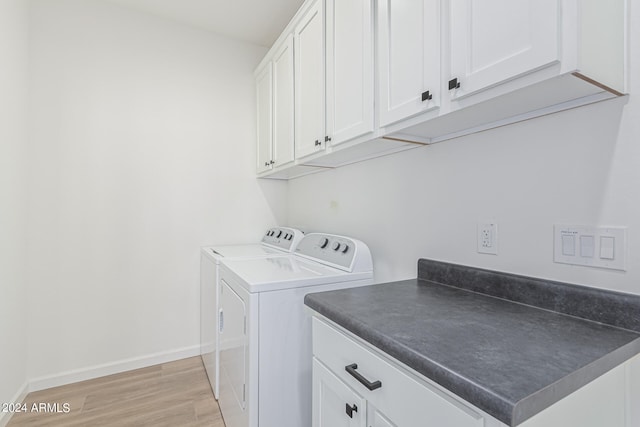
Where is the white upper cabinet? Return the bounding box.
[392,0,628,143]
[273,35,295,168]
[448,0,560,100]
[378,0,440,127]
[295,0,326,160]
[326,0,374,146]
[255,62,273,174]
[255,35,295,175]
[256,0,628,178]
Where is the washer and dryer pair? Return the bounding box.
[200,228,373,427]
[200,227,305,399]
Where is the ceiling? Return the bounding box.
[104,0,305,47]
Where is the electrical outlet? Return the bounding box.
[478,222,498,255]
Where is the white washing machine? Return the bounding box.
[200,227,304,399]
[217,233,373,427]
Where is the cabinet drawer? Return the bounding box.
[312,317,484,427]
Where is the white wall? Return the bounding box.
[288,9,640,297]
[26,0,286,383]
[0,0,30,418]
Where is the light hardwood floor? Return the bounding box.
[7,357,225,427]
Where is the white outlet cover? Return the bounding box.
[477,222,498,255]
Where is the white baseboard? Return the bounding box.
[0,382,29,427]
[28,345,201,392]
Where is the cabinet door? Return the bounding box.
[273,34,295,168]
[326,0,374,146]
[295,0,326,159]
[449,0,560,99]
[378,0,440,127]
[313,358,366,427]
[256,62,273,173]
[368,406,396,427]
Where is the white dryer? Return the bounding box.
[217,233,373,427]
[200,227,304,399]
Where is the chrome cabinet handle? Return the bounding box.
[345,363,381,391]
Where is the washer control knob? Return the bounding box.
[320,237,329,249]
[341,244,349,254]
[332,242,341,251]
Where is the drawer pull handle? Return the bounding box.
[345,363,382,391]
[345,403,357,418]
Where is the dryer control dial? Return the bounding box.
[320,237,329,249]
[332,242,341,251]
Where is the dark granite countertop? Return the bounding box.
[304,259,640,426]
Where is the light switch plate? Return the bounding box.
[553,225,626,271]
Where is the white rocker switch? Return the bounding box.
[562,235,575,256]
[580,235,595,258]
[600,236,615,260]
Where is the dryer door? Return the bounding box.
[219,278,247,421]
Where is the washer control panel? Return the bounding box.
[261,227,304,252]
[296,233,371,272]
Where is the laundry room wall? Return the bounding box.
[287,6,640,297]
[0,0,30,417]
[26,0,286,385]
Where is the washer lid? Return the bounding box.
[202,244,283,261]
[221,255,372,293]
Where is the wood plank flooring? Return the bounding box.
[7,357,225,427]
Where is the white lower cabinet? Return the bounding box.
[312,317,484,427]
[311,315,637,427]
[313,359,367,427]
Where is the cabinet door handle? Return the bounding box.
[345,363,382,391]
[324,135,332,143]
[345,403,357,418]
[269,160,275,165]
[314,140,321,146]
[219,309,224,332]
[421,90,432,101]
[448,78,461,90]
